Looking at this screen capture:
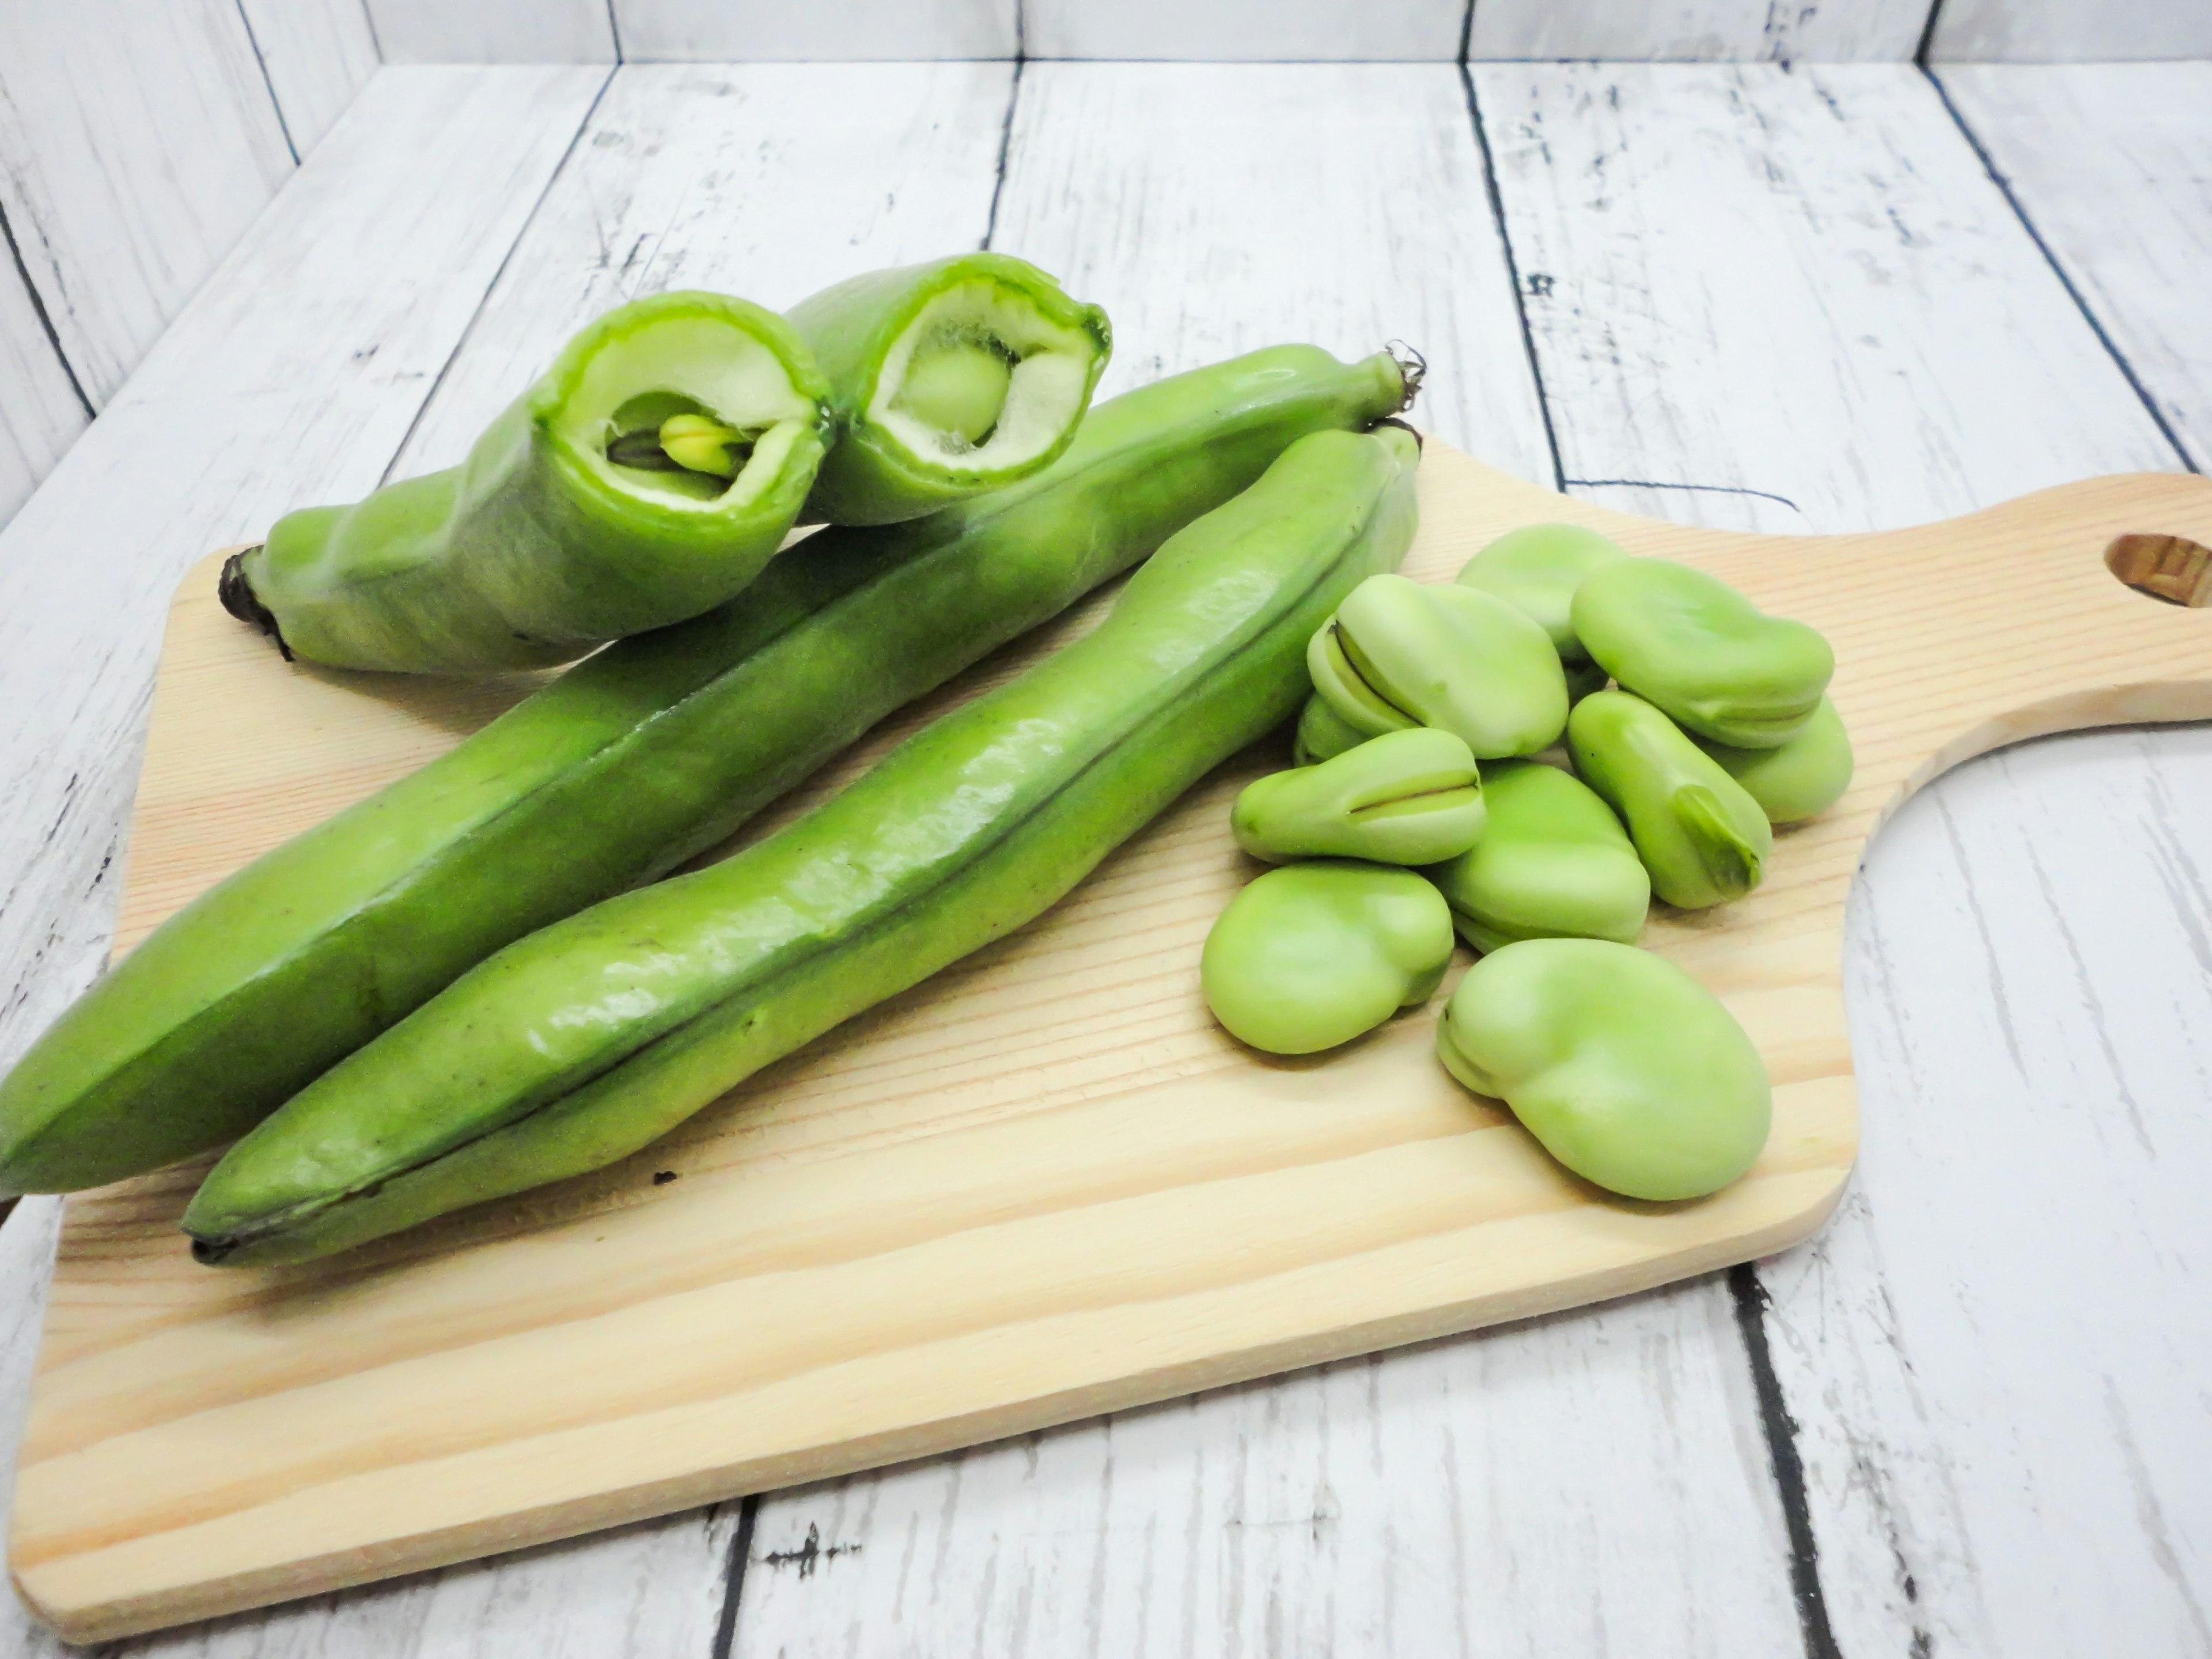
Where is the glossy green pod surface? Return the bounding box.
[1571,557,1833,748]
[183,425,1422,1265]
[225,291,835,673]
[1435,938,1771,1201]
[1697,696,1854,824]
[1567,690,1771,910]
[788,253,1112,525]
[1427,759,1649,952]
[1454,522,1628,662]
[0,346,1411,1198]
[1292,691,1367,766]
[1308,574,1569,758]
[1232,728,1484,866]
[1202,861,1455,1055]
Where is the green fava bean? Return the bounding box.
[1308,573,1569,758]
[1696,696,1854,824]
[1292,691,1368,766]
[1571,558,1833,748]
[1232,728,1484,866]
[1202,862,1455,1055]
[1455,521,1628,662]
[1435,938,1771,1201]
[1427,759,1649,952]
[1567,690,1771,910]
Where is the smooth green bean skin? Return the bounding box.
[1567,691,1771,910]
[1232,728,1484,866]
[1435,938,1771,1201]
[1203,862,1455,1055]
[0,346,1408,1198]
[1292,692,1367,766]
[1571,558,1832,748]
[1697,696,1854,824]
[788,253,1112,525]
[230,291,835,673]
[183,425,1421,1265]
[1455,522,1627,662]
[1308,574,1569,758]
[1427,759,1649,952]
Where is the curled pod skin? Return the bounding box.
[1292,691,1368,766]
[1454,521,1628,663]
[223,291,835,673]
[1308,574,1569,758]
[1427,759,1649,952]
[1202,862,1456,1055]
[788,253,1112,525]
[1696,696,1854,824]
[1567,690,1771,910]
[1232,728,1484,866]
[182,425,1422,1266]
[1571,557,1834,748]
[0,344,1413,1198]
[1435,938,1771,1202]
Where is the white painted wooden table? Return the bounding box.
[1,57,2207,1658]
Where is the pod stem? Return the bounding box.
[1384,340,1427,410]
[217,548,293,661]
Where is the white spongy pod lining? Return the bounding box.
[866,280,1098,474]
[556,314,817,512]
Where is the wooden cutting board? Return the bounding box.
[14,444,2212,1641]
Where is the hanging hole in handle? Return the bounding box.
[2105,533,2212,607]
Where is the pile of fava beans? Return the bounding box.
[1200,523,1852,1205]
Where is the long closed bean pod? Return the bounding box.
[224,291,836,673]
[185,424,1423,1265]
[0,346,1414,1197]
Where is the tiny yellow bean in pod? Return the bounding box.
[1202,862,1455,1055]
[1435,938,1771,1200]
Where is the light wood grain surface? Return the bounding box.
[30,441,2212,1641]
[0,54,2209,1659]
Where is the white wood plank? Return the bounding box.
[392,61,1014,478]
[1941,64,2212,471]
[1472,61,2173,535]
[732,62,1810,1659]
[0,64,644,1648]
[0,252,89,531]
[0,0,294,405]
[1929,0,2212,63]
[1471,0,1929,62]
[1477,59,2208,1657]
[238,0,383,157]
[614,0,1017,60]
[366,0,615,63]
[1025,0,1464,61]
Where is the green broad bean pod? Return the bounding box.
[1292,692,1367,766]
[1308,574,1569,758]
[1232,728,1484,866]
[183,424,1422,1266]
[0,344,1412,1198]
[1567,690,1772,910]
[1571,556,1833,748]
[789,253,1112,525]
[1426,759,1649,952]
[1202,862,1456,1055]
[1696,696,1854,824]
[1435,938,1771,1201]
[1454,521,1628,663]
[223,291,835,673]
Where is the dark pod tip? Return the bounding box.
[217,547,293,662]
[188,1234,237,1266]
[1384,340,1427,410]
[1373,415,1425,454]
